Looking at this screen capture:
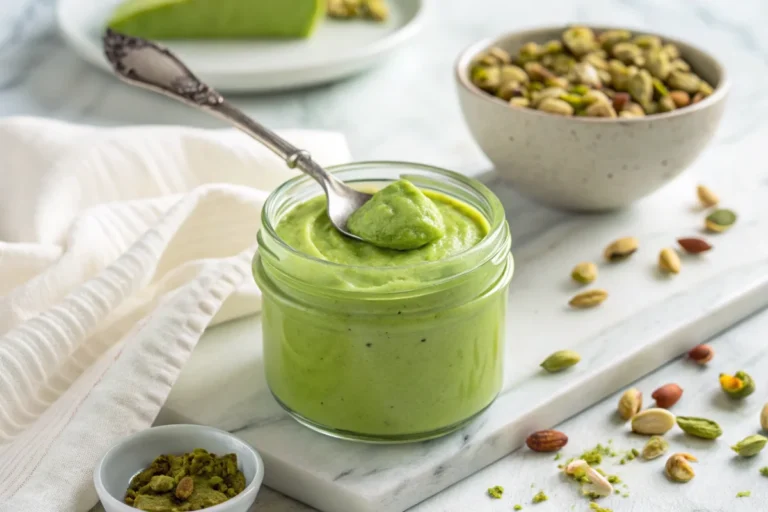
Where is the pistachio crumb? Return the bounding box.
[737,491,751,498]
[554,453,562,461]
[487,485,504,499]
[532,490,548,503]
[514,506,523,511]
[607,475,621,484]
[589,502,613,512]
[622,493,629,498]
[760,467,768,477]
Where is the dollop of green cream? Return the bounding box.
[347,179,445,250]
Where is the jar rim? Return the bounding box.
[261,161,509,271]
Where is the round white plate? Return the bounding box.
[57,0,425,92]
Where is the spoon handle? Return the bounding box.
[102,29,335,188]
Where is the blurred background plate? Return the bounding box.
[56,0,426,93]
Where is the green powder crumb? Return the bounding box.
[737,491,751,498]
[631,448,640,457]
[579,444,614,465]
[619,459,626,465]
[622,493,629,498]
[514,506,523,511]
[761,467,768,477]
[487,486,504,499]
[614,489,620,495]
[589,503,613,512]
[531,483,535,488]
[607,475,621,484]
[554,453,562,461]
[532,491,548,504]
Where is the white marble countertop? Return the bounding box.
[4,0,768,510]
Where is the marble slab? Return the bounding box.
[158,131,768,511]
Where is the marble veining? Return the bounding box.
[3,1,768,511]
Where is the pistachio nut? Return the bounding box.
[652,78,670,98]
[628,69,653,107]
[662,43,681,59]
[608,59,633,91]
[631,408,676,435]
[563,26,597,57]
[559,93,586,109]
[761,403,768,432]
[612,91,630,111]
[537,97,574,116]
[698,81,714,97]
[659,248,681,274]
[569,289,608,309]
[573,62,602,88]
[633,34,662,50]
[612,42,643,65]
[524,61,554,82]
[571,262,598,284]
[622,102,646,117]
[364,0,388,21]
[665,453,697,483]
[582,89,611,106]
[497,81,525,101]
[697,184,719,207]
[642,436,669,460]
[676,416,723,439]
[705,209,737,233]
[670,60,691,76]
[618,388,643,420]
[667,71,701,94]
[471,66,501,91]
[645,48,671,80]
[719,370,755,399]
[542,39,564,54]
[517,42,540,64]
[604,236,639,261]
[487,46,512,65]
[658,95,676,112]
[584,52,609,71]
[598,29,631,51]
[585,102,617,117]
[551,53,577,75]
[669,90,691,108]
[531,87,568,107]
[499,64,529,84]
[540,349,581,373]
[509,97,531,108]
[731,434,768,457]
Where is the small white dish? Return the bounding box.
[56,0,426,93]
[95,424,263,512]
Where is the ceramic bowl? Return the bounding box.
[95,424,264,512]
[455,26,729,211]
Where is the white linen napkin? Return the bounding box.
[0,117,351,512]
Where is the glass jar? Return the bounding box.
[253,162,513,443]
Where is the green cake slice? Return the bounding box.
[108,0,326,39]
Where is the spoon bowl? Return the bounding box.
[102,29,372,238]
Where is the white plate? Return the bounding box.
[57,0,426,92]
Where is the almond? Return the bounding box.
[526,429,568,452]
[652,383,683,409]
[688,344,714,365]
[677,237,712,254]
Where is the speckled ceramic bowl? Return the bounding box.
[455,26,729,211]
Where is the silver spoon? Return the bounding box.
[102,29,372,241]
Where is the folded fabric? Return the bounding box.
[0,117,351,512]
